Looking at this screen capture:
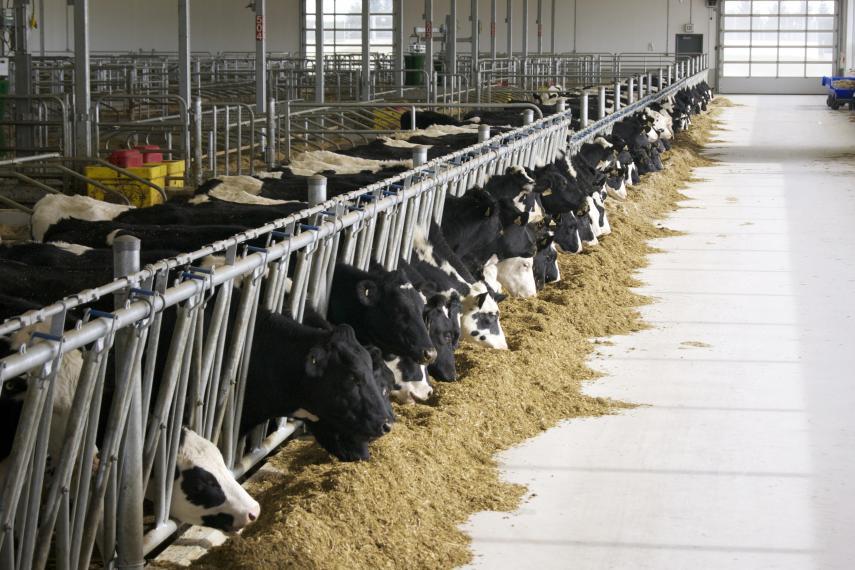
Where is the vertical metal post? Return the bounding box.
[522,0,529,59]
[192,96,203,185]
[638,74,645,98]
[536,0,543,54]
[628,76,635,104]
[256,0,267,111]
[178,1,191,111]
[550,0,556,54]
[412,145,429,167]
[478,124,491,142]
[490,0,497,61]
[555,98,565,112]
[597,85,606,119]
[361,0,371,101]
[308,175,327,206]
[114,235,143,570]
[471,0,480,103]
[39,0,45,56]
[424,0,434,102]
[506,0,513,57]
[13,0,33,154]
[266,98,277,168]
[580,91,588,128]
[315,0,324,103]
[395,0,404,97]
[447,0,457,90]
[613,80,621,112]
[658,67,663,92]
[668,64,673,85]
[74,0,92,157]
[522,109,534,124]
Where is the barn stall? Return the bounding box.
[0,1,852,569]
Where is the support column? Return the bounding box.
[115,235,144,570]
[447,0,457,87]
[536,0,543,54]
[506,0,513,57]
[490,0,497,61]
[255,0,267,111]
[471,0,479,103]
[74,0,92,157]
[315,0,324,103]
[522,0,529,59]
[550,0,556,54]
[395,0,404,96]
[178,0,191,109]
[361,0,371,101]
[424,0,434,101]
[13,0,33,154]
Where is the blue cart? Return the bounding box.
[822,76,855,110]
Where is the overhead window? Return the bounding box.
[305,0,394,57]
[720,0,836,78]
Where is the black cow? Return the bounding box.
[327,263,436,365]
[241,309,393,462]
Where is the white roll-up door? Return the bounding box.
[718,0,839,93]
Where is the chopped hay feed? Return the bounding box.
[167,98,730,570]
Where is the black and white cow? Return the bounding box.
[327,263,437,366]
[241,308,394,462]
[410,224,508,350]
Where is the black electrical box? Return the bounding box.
[676,33,704,55]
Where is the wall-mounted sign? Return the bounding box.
[256,16,264,41]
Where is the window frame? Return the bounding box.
[303,0,395,58]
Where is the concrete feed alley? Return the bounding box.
[464,96,855,570]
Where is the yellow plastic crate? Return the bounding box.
[163,160,186,189]
[84,164,168,207]
[87,177,166,207]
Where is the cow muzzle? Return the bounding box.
[420,347,438,364]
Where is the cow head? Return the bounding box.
[301,323,394,440]
[385,355,433,404]
[424,294,458,382]
[171,428,260,532]
[554,212,584,254]
[533,231,560,290]
[332,264,437,365]
[496,256,537,298]
[461,288,508,349]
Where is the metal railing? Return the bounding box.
[0,54,710,570]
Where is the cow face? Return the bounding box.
[385,355,433,404]
[424,295,458,382]
[577,203,599,247]
[533,232,560,290]
[590,193,611,236]
[353,268,437,365]
[554,213,583,254]
[302,324,394,440]
[606,174,628,201]
[535,170,586,215]
[171,428,260,532]
[496,257,537,298]
[495,222,537,260]
[462,290,508,349]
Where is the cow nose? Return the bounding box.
[421,348,438,364]
[238,501,261,530]
[382,421,393,434]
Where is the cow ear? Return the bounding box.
[356,280,379,306]
[475,292,489,308]
[305,346,327,378]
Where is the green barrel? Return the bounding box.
[404,53,426,86]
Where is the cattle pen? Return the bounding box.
[1,2,854,570]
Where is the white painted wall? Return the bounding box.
[402,0,714,55]
[38,0,712,57]
[38,0,302,54]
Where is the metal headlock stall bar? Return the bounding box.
[0,57,709,570]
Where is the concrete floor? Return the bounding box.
[463,96,855,570]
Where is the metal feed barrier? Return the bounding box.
[0,57,709,570]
